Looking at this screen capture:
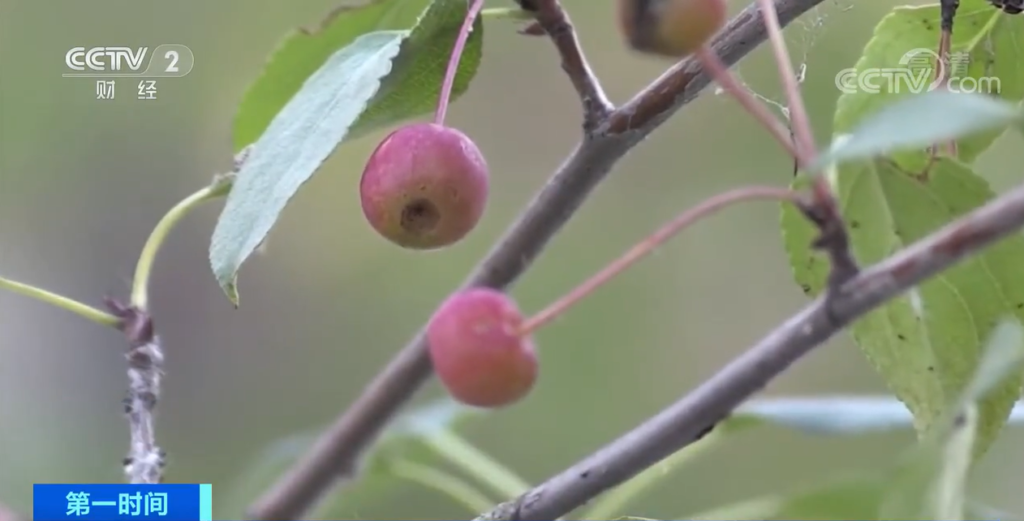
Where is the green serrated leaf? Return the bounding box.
[781,157,1024,458]
[210,0,485,304]
[349,0,484,137]
[814,91,1021,171]
[233,0,432,152]
[210,31,405,304]
[833,1,1024,170]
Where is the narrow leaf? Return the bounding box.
[210,31,405,304]
[729,396,1024,436]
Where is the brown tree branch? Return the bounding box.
[472,180,1024,521]
[248,0,826,519]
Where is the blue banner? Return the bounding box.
[33,484,212,521]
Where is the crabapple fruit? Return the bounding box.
[426,288,538,408]
[617,0,727,58]
[359,123,489,250]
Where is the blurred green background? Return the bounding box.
[2,0,1023,519]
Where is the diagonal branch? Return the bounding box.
[248,0,826,519]
[473,181,1024,521]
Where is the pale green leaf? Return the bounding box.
[815,91,1021,171]
[728,396,1024,435]
[210,31,405,304]
[780,157,1024,458]
[210,0,485,304]
[832,1,1024,170]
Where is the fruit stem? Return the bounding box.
[435,0,487,126]
[518,187,798,336]
[752,0,817,168]
[694,46,806,167]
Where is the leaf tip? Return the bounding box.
[211,253,241,307]
[223,279,240,308]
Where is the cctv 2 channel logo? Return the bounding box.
[63,45,194,77]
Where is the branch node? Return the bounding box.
[795,178,860,312]
[532,0,614,133]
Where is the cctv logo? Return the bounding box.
[65,47,149,73]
